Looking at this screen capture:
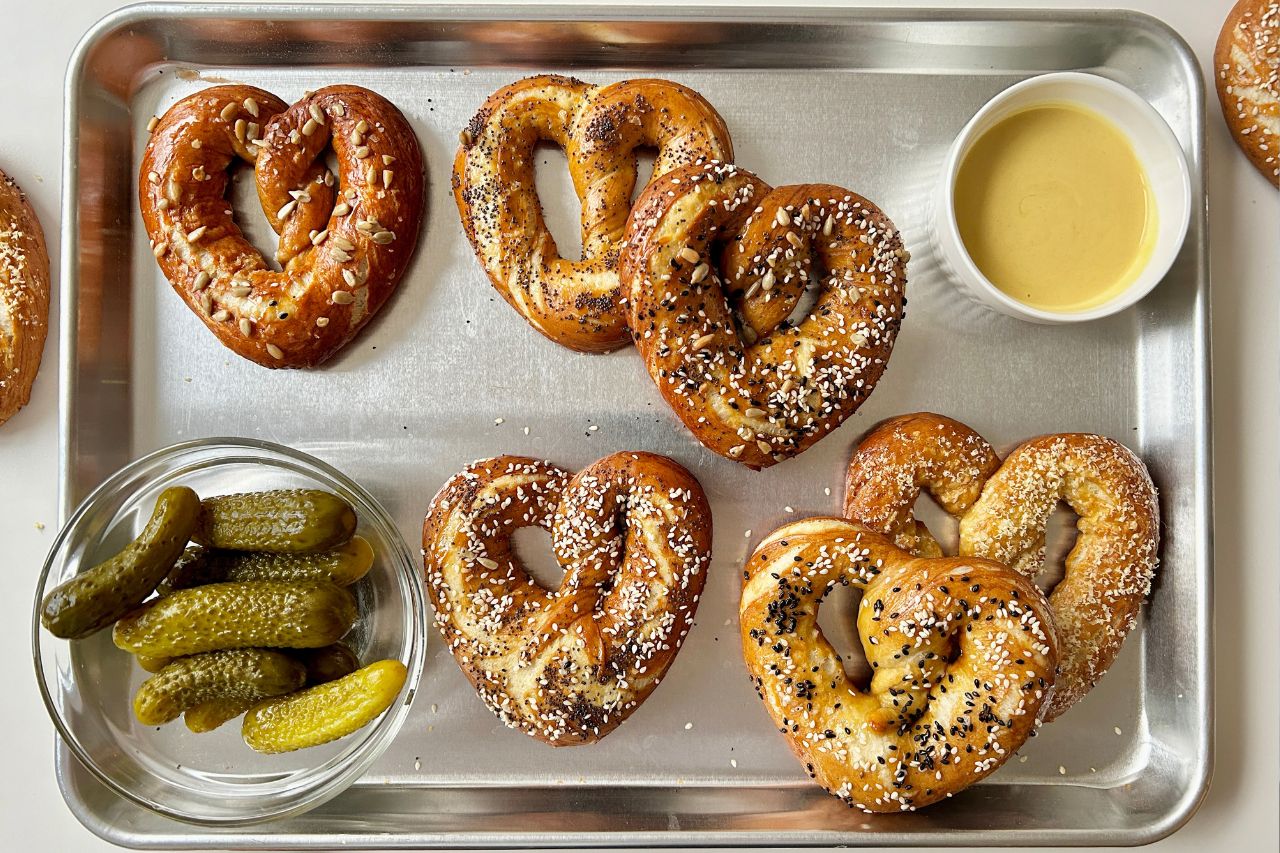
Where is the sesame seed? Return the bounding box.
[684,722,693,730]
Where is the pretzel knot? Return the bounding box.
[843,413,1160,720]
[140,84,424,368]
[453,75,733,353]
[422,452,713,746]
[621,162,908,469]
[740,518,1057,813]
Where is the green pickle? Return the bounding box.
[160,537,374,595]
[135,654,173,673]
[242,659,407,753]
[113,580,358,658]
[133,649,305,726]
[184,697,257,733]
[40,486,201,639]
[194,489,357,553]
[296,642,361,685]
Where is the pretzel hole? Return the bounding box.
[912,493,960,553]
[511,525,566,592]
[815,581,874,687]
[533,141,583,262]
[226,160,283,272]
[628,147,656,205]
[1035,503,1077,591]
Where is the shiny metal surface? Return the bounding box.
[57,3,1212,847]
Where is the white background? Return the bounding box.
[1,0,1275,850]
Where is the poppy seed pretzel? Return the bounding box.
[140,84,424,368]
[740,517,1056,813]
[422,452,712,746]
[843,413,1160,720]
[453,75,733,353]
[621,161,908,469]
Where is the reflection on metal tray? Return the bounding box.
[58,3,1211,848]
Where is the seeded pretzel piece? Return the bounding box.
[843,413,1160,720]
[0,169,49,427]
[422,451,712,745]
[621,162,908,469]
[1215,0,1280,187]
[139,84,425,368]
[453,75,733,353]
[740,517,1056,813]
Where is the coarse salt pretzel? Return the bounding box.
[422,451,712,746]
[621,161,908,470]
[453,74,733,353]
[740,517,1056,813]
[843,413,1160,720]
[140,84,424,368]
[0,168,49,427]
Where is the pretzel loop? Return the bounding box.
[422,452,712,745]
[740,517,1057,812]
[622,162,908,469]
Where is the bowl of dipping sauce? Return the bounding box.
[935,72,1191,323]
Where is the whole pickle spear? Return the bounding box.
[243,659,407,753]
[185,697,255,734]
[113,580,358,658]
[40,486,200,639]
[159,537,374,595]
[134,649,305,726]
[194,489,357,552]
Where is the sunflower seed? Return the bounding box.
[316,316,330,327]
[193,271,211,291]
[331,290,355,305]
[371,230,395,245]
[678,247,699,264]
[276,199,298,219]
[219,102,237,122]
[690,263,709,284]
[239,318,253,336]
[301,118,319,136]
[691,333,715,351]
[243,97,259,117]
[266,343,284,360]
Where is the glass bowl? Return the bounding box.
[31,438,425,825]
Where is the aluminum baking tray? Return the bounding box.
[56,3,1212,848]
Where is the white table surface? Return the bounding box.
[2,0,1275,850]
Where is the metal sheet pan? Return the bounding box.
[57,3,1212,847]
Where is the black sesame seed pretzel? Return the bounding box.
[621,161,908,469]
[740,516,1057,812]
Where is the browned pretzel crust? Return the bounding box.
[1215,0,1279,186]
[843,413,1160,720]
[740,517,1056,812]
[140,84,424,368]
[0,169,49,427]
[422,452,712,746]
[453,75,733,352]
[621,162,907,469]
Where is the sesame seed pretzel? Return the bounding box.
[422,451,712,746]
[740,517,1056,812]
[621,162,908,469]
[453,75,733,353]
[0,169,49,427]
[1215,0,1279,187]
[843,413,1160,720]
[140,84,424,368]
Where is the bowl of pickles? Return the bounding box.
[32,438,425,825]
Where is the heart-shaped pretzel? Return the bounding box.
[454,75,733,353]
[140,84,424,368]
[621,162,908,469]
[422,451,712,746]
[740,517,1057,812]
[843,413,1160,720]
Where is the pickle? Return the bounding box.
[194,490,357,553]
[184,697,256,733]
[40,487,201,639]
[160,537,374,594]
[242,660,407,753]
[136,654,173,673]
[296,642,361,685]
[133,649,305,726]
[113,580,358,658]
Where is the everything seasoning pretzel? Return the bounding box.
[621,162,907,469]
[140,84,424,368]
[740,517,1056,812]
[843,413,1160,720]
[454,75,733,352]
[422,452,712,745]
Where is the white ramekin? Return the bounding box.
[933,72,1192,324]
